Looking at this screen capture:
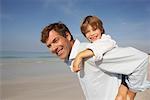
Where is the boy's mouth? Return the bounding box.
[90,35,98,41]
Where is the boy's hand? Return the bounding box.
[73,54,82,72]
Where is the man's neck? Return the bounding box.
[64,39,75,62]
[68,39,75,59]
[70,39,75,48]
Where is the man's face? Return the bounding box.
[46,30,72,60]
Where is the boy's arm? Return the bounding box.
[72,49,94,72]
[87,34,117,61]
[98,47,149,75]
[73,34,116,72]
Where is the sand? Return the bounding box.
[1,58,85,100]
[1,57,150,100]
[2,75,85,100]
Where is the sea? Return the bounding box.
[0,51,69,81]
[0,51,52,59]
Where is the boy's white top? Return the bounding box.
[81,34,149,92]
[69,34,117,71]
[67,39,121,100]
[87,34,117,61]
[66,39,150,100]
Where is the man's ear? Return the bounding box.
[65,32,71,41]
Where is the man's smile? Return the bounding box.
[57,47,64,56]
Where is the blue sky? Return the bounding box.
[1,0,150,53]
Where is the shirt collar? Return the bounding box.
[69,39,80,60]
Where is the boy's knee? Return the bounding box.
[128,91,136,100]
[115,95,125,100]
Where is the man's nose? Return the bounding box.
[50,44,57,53]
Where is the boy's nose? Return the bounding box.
[90,31,95,35]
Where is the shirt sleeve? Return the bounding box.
[69,60,74,72]
[87,34,117,61]
[98,47,149,75]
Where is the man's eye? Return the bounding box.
[47,44,51,48]
[54,38,59,43]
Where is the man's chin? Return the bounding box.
[59,55,66,60]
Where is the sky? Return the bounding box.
[1,0,150,53]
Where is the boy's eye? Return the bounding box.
[93,27,97,31]
[85,30,90,34]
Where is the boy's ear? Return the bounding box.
[65,32,71,41]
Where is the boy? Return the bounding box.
[72,15,150,100]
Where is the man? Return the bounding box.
[40,22,149,100]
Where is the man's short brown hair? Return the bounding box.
[41,22,73,43]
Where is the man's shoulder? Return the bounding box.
[78,42,90,51]
[79,42,90,46]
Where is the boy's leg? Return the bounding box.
[115,75,128,100]
[127,90,136,100]
[115,84,128,100]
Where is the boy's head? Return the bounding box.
[80,15,105,42]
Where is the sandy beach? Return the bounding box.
[1,58,85,100]
[1,56,150,100]
[2,75,85,100]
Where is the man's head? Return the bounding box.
[41,22,74,60]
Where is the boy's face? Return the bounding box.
[46,30,72,60]
[84,25,102,42]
